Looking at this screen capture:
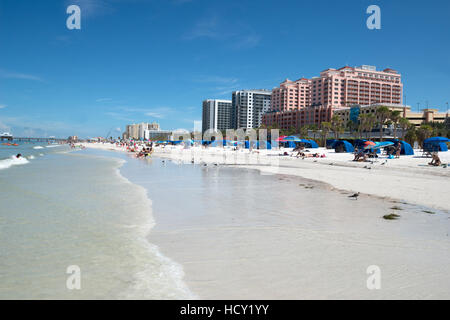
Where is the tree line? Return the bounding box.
[260,106,450,147]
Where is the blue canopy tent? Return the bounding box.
[305,140,319,148]
[244,141,259,149]
[259,141,272,150]
[386,139,414,155]
[353,139,367,149]
[326,139,338,149]
[334,140,354,153]
[423,137,449,152]
[281,141,296,148]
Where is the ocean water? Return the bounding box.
[0,142,67,171]
[0,147,193,299]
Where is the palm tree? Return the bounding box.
[404,126,417,146]
[375,106,391,141]
[416,124,434,147]
[299,125,308,138]
[398,117,411,140]
[320,122,332,147]
[361,114,376,139]
[346,120,358,138]
[357,114,368,139]
[331,115,344,139]
[389,110,401,139]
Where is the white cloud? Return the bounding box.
[0,105,6,109]
[193,75,238,84]
[0,69,43,82]
[183,15,261,49]
[145,112,165,119]
[96,98,113,102]
[64,0,114,18]
[183,16,221,40]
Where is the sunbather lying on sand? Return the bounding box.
[299,153,325,159]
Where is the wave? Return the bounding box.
[112,158,196,299]
[45,145,61,148]
[33,146,44,149]
[0,156,30,170]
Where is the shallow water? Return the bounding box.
[0,149,192,299]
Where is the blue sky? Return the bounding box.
[0,0,449,138]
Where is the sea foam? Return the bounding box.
[0,156,29,170]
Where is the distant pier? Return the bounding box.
[1,136,67,143]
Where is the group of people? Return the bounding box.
[292,144,326,159]
[386,141,402,159]
[134,142,154,158]
[353,141,402,162]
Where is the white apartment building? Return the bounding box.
[202,99,233,133]
[232,90,272,129]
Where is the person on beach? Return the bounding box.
[293,144,305,158]
[353,148,366,162]
[428,152,441,166]
[395,142,401,159]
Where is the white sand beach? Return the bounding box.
[79,142,450,299]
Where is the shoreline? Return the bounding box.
[83,144,450,299]
[104,143,449,211]
[80,142,449,211]
[76,143,450,299]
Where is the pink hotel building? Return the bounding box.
[263,65,403,129]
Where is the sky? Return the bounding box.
[0,0,449,138]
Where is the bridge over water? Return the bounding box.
[0,136,67,143]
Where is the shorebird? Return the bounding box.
[348,192,360,200]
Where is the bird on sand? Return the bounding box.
[348,192,360,200]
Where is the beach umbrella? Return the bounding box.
[424,137,450,143]
[363,141,376,149]
[276,136,287,141]
[372,141,394,149]
[281,136,303,142]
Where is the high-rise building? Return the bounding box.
[232,90,272,129]
[271,78,311,112]
[202,99,233,133]
[270,65,403,111]
[311,65,403,108]
[264,65,404,130]
[123,122,166,140]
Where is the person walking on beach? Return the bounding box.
[395,142,401,159]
